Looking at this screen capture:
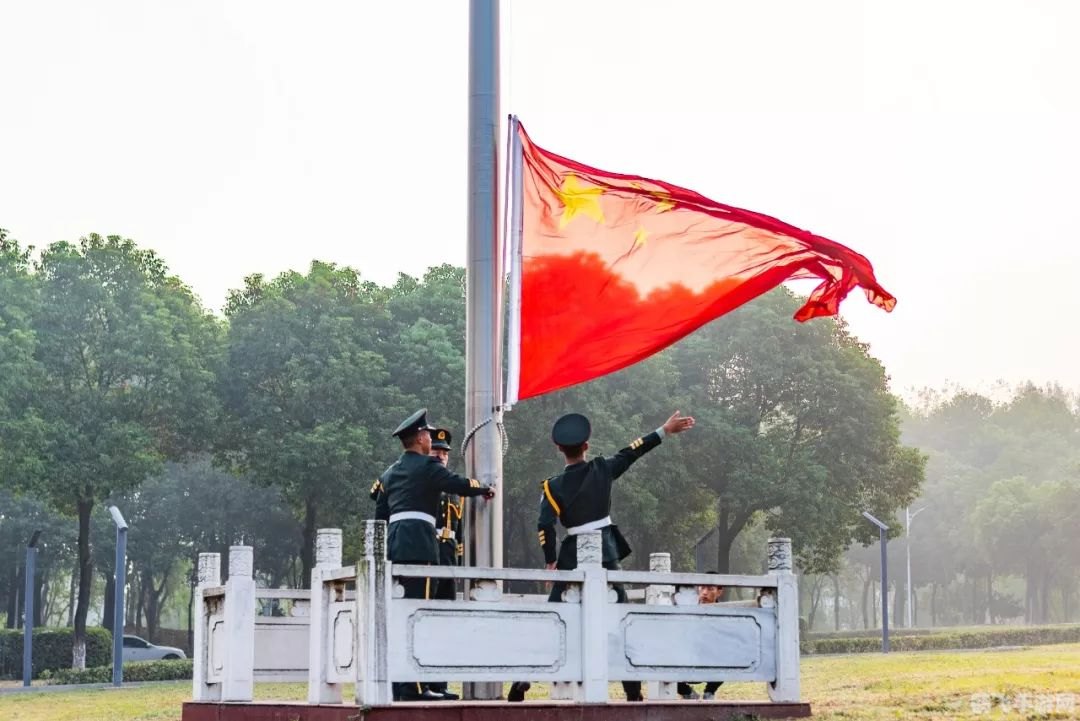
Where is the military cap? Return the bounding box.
[431,428,453,451]
[392,408,436,438]
[552,413,591,446]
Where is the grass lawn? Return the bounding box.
[2,643,1078,720]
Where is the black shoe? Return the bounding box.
[624,681,644,702]
[507,682,531,702]
[438,690,460,700]
[397,689,447,702]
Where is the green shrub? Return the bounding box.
[46,658,193,685]
[0,627,112,679]
[802,624,1080,655]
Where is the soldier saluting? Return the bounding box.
[508,410,695,703]
[377,409,495,702]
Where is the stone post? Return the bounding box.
[645,552,677,700]
[578,531,608,703]
[767,538,800,703]
[308,528,344,703]
[192,552,221,702]
[221,546,256,702]
[356,521,392,706]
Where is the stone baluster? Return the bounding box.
[221,546,256,702]
[578,531,609,703]
[645,552,677,700]
[356,521,392,706]
[767,537,800,703]
[192,552,221,701]
[308,528,344,703]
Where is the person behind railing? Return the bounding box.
[426,426,463,701]
[507,410,696,703]
[677,573,725,700]
[379,408,496,702]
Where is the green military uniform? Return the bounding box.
[380,409,493,702]
[436,494,464,569]
[538,424,662,598]
[382,454,489,567]
[510,413,664,703]
[431,428,463,600]
[427,428,461,699]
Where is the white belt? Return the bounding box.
[567,516,612,535]
[437,528,457,541]
[389,511,436,526]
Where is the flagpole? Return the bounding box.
[464,0,503,701]
[504,114,523,409]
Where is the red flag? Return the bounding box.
[505,120,895,403]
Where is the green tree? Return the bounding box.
[96,457,302,643]
[898,384,1080,627]
[218,262,401,585]
[28,234,221,667]
[670,288,925,573]
[381,265,468,428]
[0,489,75,628]
[0,229,44,491]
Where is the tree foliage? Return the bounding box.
[25,234,221,666]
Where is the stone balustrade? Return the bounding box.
[192,524,800,707]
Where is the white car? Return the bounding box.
[122,634,187,662]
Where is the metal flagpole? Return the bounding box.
[464,0,503,700]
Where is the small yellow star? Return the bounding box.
[633,225,649,249]
[652,191,675,213]
[629,182,675,212]
[555,174,605,229]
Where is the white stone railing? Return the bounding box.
[193,524,801,707]
[193,546,255,701]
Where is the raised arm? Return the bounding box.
[426,459,496,499]
[604,410,695,479]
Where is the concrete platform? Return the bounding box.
[183,700,812,720]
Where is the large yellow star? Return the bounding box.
[555,174,605,229]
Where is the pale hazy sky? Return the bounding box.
[2,0,1078,398]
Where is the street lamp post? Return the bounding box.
[905,506,927,628]
[862,511,890,653]
[109,506,128,687]
[22,530,41,687]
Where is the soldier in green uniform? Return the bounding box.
[507,410,695,703]
[427,427,462,701]
[429,428,463,597]
[378,409,496,702]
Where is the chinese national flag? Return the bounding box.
[508,121,895,403]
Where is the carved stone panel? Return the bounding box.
[607,605,777,682]
[387,601,583,681]
[207,615,225,683]
[331,604,355,676]
[254,618,308,676]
